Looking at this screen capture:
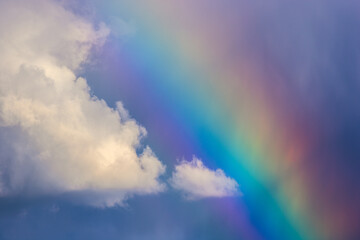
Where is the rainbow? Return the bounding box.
[84,1,341,239]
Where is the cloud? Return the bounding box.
[0,0,165,207]
[170,157,239,199]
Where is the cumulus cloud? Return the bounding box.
[170,157,239,199]
[0,0,165,207]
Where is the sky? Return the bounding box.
[0,0,359,239]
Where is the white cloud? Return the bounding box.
[0,0,165,207]
[170,157,240,199]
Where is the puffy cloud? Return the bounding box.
[170,157,239,199]
[0,0,165,207]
